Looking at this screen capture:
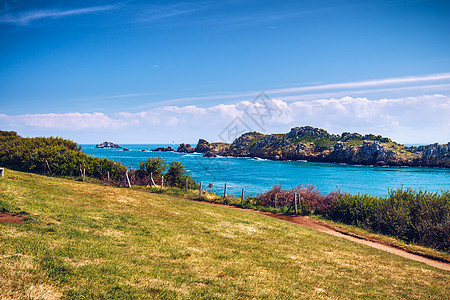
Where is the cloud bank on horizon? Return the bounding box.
[1,93,449,145]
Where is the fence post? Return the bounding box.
[199,181,202,200]
[185,178,188,193]
[83,168,86,182]
[224,183,227,197]
[160,176,164,192]
[45,159,52,173]
[241,188,244,207]
[107,171,110,184]
[0,168,4,177]
[125,171,131,188]
[294,193,298,214]
[274,193,278,208]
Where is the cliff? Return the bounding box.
[178,126,450,168]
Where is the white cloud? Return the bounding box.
[0,112,121,130]
[145,73,450,107]
[1,94,449,144]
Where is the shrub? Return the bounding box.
[257,184,339,215]
[328,188,450,251]
[166,161,186,187]
[0,132,126,180]
[329,193,382,228]
[138,157,168,179]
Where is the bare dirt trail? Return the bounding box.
[258,213,450,272]
[0,212,25,224]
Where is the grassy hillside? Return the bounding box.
[0,170,448,299]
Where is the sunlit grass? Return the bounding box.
[0,169,448,299]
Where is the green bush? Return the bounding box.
[138,157,168,178]
[329,193,382,228]
[328,189,449,251]
[165,161,186,187]
[0,131,126,180]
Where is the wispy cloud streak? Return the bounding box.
[0,4,120,25]
[146,73,450,106]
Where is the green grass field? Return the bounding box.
[1,169,449,299]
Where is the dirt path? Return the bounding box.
[0,212,25,224]
[257,212,450,272]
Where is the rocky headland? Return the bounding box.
[176,126,450,168]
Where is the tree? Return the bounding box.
[165,161,186,187]
[138,157,168,178]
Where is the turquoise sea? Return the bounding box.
[81,144,450,197]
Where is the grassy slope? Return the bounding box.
[0,170,448,299]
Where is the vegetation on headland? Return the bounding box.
[1,169,448,299]
[178,126,450,167]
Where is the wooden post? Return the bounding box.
[241,188,244,207]
[294,193,298,214]
[298,193,301,212]
[224,183,227,197]
[107,171,110,183]
[125,171,131,188]
[160,176,164,192]
[274,193,278,208]
[199,181,202,199]
[185,178,188,193]
[150,172,156,186]
[45,159,52,173]
[83,168,86,182]
[0,168,4,177]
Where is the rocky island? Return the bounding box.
[95,141,122,149]
[177,126,450,168]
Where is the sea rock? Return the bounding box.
[177,143,195,153]
[153,146,175,152]
[203,151,217,157]
[95,141,122,149]
[194,139,211,153]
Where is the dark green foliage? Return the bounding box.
[184,174,200,189]
[138,157,168,178]
[136,158,199,189]
[165,161,186,187]
[330,193,383,228]
[0,131,126,180]
[329,189,450,251]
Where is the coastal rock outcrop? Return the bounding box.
[153,146,175,152]
[194,139,210,153]
[95,141,122,149]
[156,126,450,168]
[177,143,195,153]
[203,151,217,157]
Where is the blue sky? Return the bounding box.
[1,0,449,144]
